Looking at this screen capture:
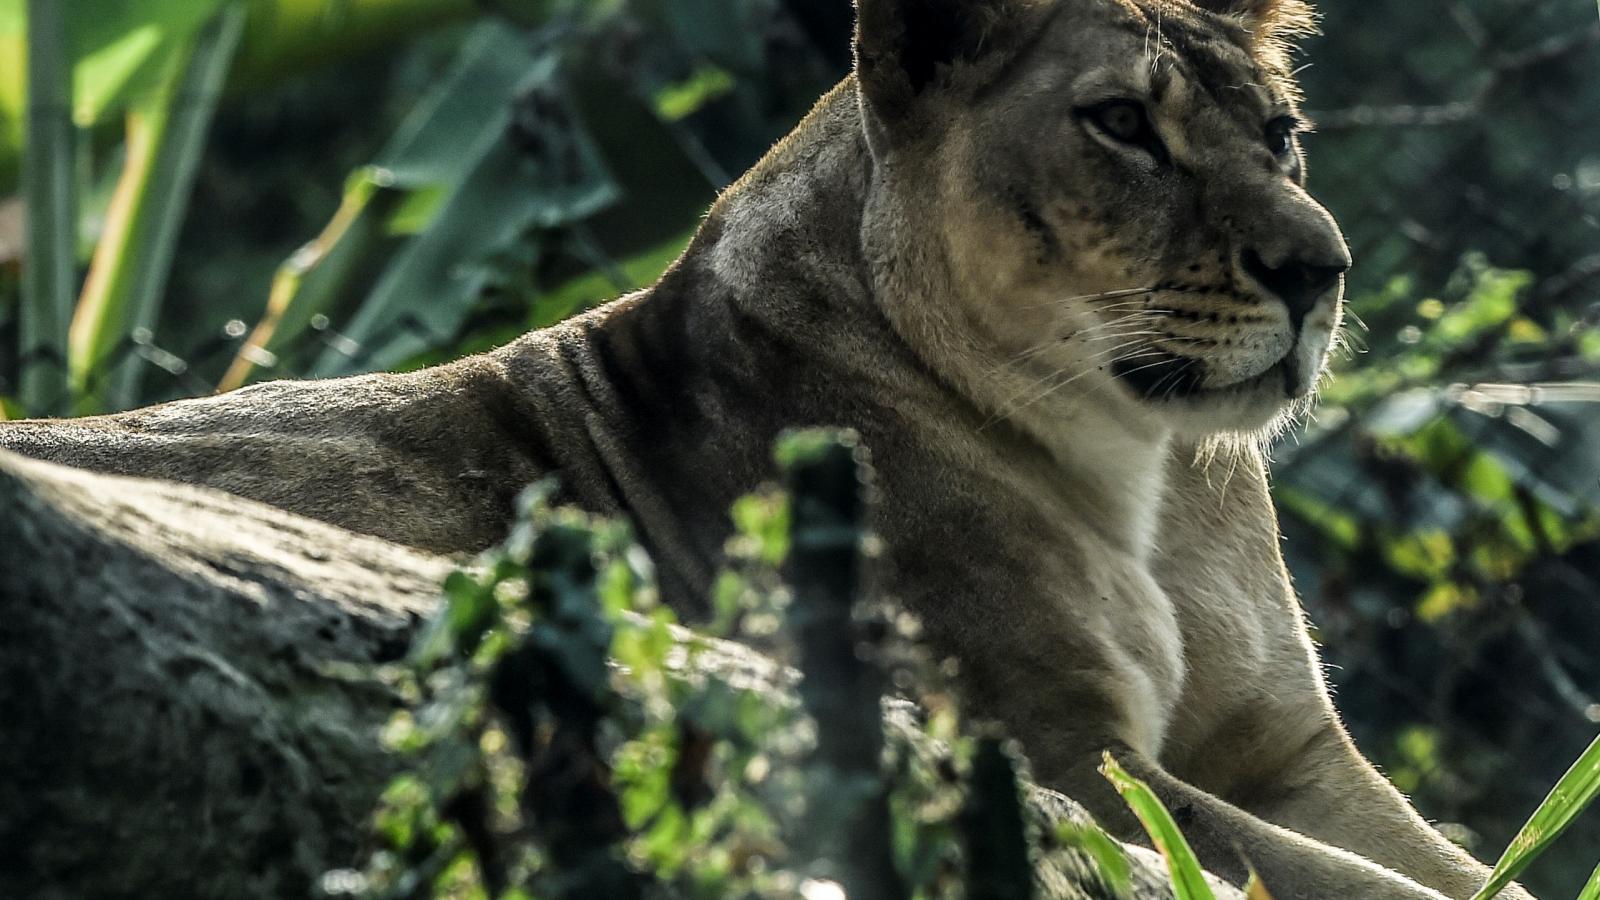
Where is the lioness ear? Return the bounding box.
[1189,0,1316,75]
[1189,0,1317,37]
[854,0,1036,118]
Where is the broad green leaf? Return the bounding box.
[1101,753,1216,900]
[0,0,484,192]
[67,0,226,125]
[225,21,558,387]
[1427,267,1530,348]
[1470,731,1600,900]
[310,23,619,377]
[68,3,245,412]
[231,0,473,83]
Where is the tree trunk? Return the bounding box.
[0,450,1239,899]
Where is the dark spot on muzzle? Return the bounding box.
[1112,351,1206,400]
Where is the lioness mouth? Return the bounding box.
[1112,351,1301,402]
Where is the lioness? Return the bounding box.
[1,1,1533,897]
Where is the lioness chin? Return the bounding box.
[1,1,1533,898]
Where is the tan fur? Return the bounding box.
[1191,0,1318,88]
[0,2,1531,897]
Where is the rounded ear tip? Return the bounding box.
[853,0,1035,103]
[1192,0,1319,30]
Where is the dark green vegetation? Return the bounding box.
[328,431,1600,900]
[339,433,1159,900]
[2,0,1599,896]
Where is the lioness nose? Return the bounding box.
[1241,247,1349,328]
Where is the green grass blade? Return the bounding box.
[67,2,244,413]
[1578,862,1600,900]
[1057,821,1134,898]
[1100,753,1217,900]
[1470,731,1600,900]
[20,0,77,415]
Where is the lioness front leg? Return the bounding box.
[1244,723,1534,900]
[946,627,1448,898]
[1034,736,1451,900]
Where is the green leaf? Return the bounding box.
[0,5,23,181]
[67,0,226,126]
[67,3,246,412]
[652,64,734,121]
[1275,487,1363,549]
[1100,753,1216,900]
[1470,731,1600,900]
[1057,821,1134,898]
[730,491,791,567]
[310,24,619,377]
[216,166,406,391]
[444,570,498,653]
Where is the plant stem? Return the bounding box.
[20,0,77,415]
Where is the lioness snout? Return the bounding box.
[1240,245,1351,327]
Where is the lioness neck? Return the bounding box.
[685,79,1171,556]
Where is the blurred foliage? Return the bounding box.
[1273,4,1600,883]
[1,0,1599,895]
[336,433,1155,900]
[336,430,1599,899]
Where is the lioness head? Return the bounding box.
[856,0,1351,438]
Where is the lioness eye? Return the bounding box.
[1083,100,1152,145]
[1077,100,1168,164]
[1265,116,1297,157]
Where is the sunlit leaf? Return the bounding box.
[1471,731,1600,900]
[1100,753,1216,900]
[68,3,245,412]
[68,0,225,125]
[1057,821,1134,898]
[217,166,407,391]
[653,64,735,121]
[309,24,619,377]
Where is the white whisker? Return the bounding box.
[1027,285,1160,309]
